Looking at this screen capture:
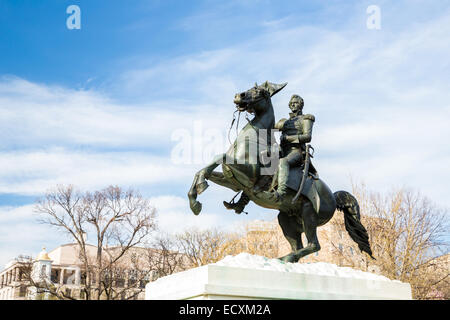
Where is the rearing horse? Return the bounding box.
[188,81,374,262]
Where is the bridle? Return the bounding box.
[227,94,268,145]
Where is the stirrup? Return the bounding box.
[223,201,247,214]
[223,192,249,214]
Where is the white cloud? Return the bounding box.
[0,205,65,268]
[0,204,36,223]
[0,149,200,195]
[149,195,230,234]
[1,1,450,265]
[0,76,232,150]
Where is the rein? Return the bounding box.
[227,110,241,145]
[227,110,257,145]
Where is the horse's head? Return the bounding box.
[233,81,287,114]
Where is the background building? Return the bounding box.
[0,244,156,300]
[0,255,31,300]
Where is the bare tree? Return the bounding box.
[238,221,285,258]
[23,184,157,300]
[330,183,449,299]
[147,233,189,278]
[172,223,286,269]
[174,227,250,268]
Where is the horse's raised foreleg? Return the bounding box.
[196,154,227,194]
[188,154,228,215]
[188,174,202,215]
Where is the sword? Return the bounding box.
[292,144,313,204]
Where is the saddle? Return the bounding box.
[253,163,321,213]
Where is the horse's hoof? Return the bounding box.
[278,253,297,263]
[191,201,202,215]
[196,181,209,195]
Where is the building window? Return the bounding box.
[90,272,96,284]
[64,270,76,285]
[51,269,59,283]
[19,286,27,297]
[128,278,137,287]
[139,280,147,289]
[338,244,343,252]
[40,265,47,278]
[349,247,354,255]
[128,270,138,287]
[116,279,125,288]
[150,270,159,281]
[81,272,87,285]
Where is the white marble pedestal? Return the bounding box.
[145,258,412,300]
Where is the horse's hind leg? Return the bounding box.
[278,211,304,262]
[294,201,321,261]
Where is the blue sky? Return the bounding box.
[1,0,450,267]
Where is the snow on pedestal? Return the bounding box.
[145,253,412,300]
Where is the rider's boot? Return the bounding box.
[277,157,291,200]
[223,193,250,214]
[264,160,289,202]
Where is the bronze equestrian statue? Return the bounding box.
[188,81,374,262]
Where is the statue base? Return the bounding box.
[145,254,412,300]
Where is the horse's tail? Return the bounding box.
[334,191,375,259]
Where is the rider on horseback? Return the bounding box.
[267,94,316,202]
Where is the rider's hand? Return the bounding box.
[285,135,295,143]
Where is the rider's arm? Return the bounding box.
[297,114,315,143]
[275,118,287,130]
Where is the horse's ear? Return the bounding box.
[259,81,288,97]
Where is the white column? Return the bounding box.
[45,264,51,280]
[60,269,65,285]
[75,267,81,286]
